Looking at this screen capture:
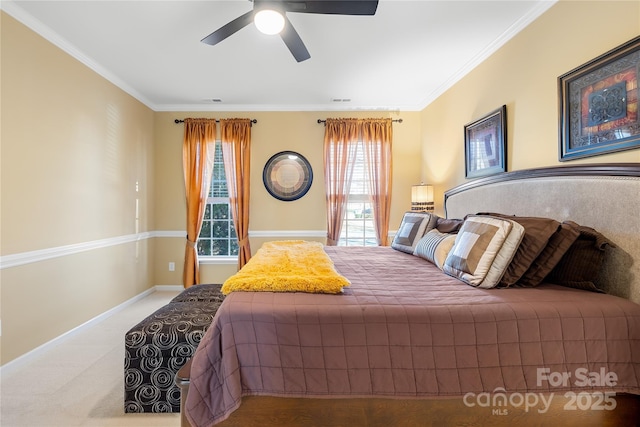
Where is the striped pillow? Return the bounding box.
[414,229,457,270]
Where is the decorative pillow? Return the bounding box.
[443,215,524,289]
[391,212,438,254]
[518,221,581,287]
[482,220,526,288]
[414,229,457,270]
[546,222,614,293]
[435,217,464,234]
[477,213,561,287]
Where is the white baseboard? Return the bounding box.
[155,284,184,292]
[0,285,179,375]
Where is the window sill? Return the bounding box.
[199,256,238,265]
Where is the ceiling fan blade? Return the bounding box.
[201,10,255,46]
[280,16,310,62]
[281,0,379,15]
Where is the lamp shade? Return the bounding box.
[411,184,434,212]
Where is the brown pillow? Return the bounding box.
[476,213,560,287]
[518,221,580,287]
[546,222,614,293]
[436,217,464,234]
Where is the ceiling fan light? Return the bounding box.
[254,9,285,35]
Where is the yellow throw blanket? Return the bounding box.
[221,240,350,294]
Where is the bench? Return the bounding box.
[124,284,224,413]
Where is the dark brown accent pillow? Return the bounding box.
[436,217,464,234]
[546,221,615,293]
[518,221,580,287]
[476,213,561,287]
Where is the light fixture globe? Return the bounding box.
[254,9,285,35]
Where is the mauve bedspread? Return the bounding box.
[185,246,640,427]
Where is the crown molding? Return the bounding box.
[2,0,158,110]
[2,0,558,113]
[418,0,557,109]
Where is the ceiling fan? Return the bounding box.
[201,0,379,62]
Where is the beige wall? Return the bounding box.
[153,111,422,285]
[421,0,640,216]
[3,0,640,366]
[0,11,421,364]
[1,13,156,364]
[0,11,4,362]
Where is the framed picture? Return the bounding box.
[263,151,313,201]
[464,105,507,179]
[559,36,640,161]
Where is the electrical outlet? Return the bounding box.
[169,262,175,272]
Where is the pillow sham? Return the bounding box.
[546,222,614,293]
[414,229,457,270]
[481,219,526,288]
[477,213,561,287]
[518,221,581,287]
[391,212,438,254]
[443,215,524,289]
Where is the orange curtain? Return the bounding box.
[182,118,216,288]
[323,119,359,245]
[362,119,393,246]
[220,119,252,269]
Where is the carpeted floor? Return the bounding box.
[0,289,182,427]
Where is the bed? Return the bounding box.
[182,163,640,427]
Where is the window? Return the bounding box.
[197,141,239,256]
[339,141,377,247]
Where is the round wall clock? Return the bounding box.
[262,151,313,201]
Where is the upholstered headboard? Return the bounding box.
[444,164,640,304]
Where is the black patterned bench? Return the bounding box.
[124,284,224,413]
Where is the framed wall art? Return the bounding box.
[263,151,313,201]
[558,36,640,161]
[464,105,507,179]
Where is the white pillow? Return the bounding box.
[482,220,525,287]
[443,215,524,288]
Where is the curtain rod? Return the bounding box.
[174,119,257,125]
[317,118,403,125]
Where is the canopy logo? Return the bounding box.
[463,388,553,415]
